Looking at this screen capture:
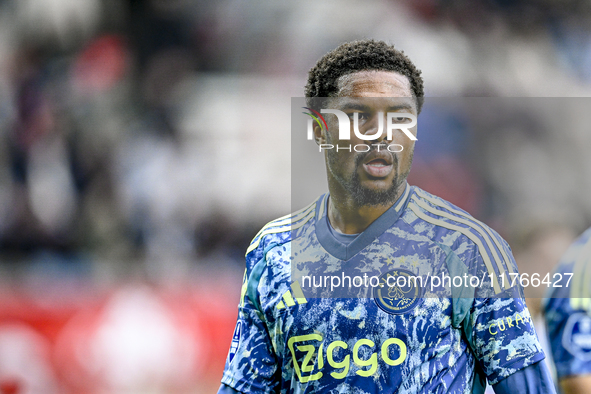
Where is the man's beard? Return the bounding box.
[327,144,411,207]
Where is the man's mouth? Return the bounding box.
[362,156,393,178]
[366,158,388,167]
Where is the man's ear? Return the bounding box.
[314,123,325,145]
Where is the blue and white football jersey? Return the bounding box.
[544,226,591,380]
[222,184,545,394]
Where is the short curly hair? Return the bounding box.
[305,39,424,113]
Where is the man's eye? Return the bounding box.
[348,112,369,121]
[393,116,410,123]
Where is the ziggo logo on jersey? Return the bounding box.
[304,108,417,153]
[288,334,407,383]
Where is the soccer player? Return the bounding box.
[544,226,591,394]
[219,40,555,393]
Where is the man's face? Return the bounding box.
[318,70,417,206]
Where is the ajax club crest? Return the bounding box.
[374,269,423,314]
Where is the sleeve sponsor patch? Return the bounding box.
[563,312,591,361]
[229,321,242,363]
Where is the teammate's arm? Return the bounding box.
[543,229,591,394]
[545,297,591,393]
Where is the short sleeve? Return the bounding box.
[467,295,545,385]
[221,268,280,393]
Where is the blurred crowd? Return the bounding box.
[0,0,591,392]
[2,0,591,269]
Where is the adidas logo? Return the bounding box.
[277,281,307,309]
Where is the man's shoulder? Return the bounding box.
[405,186,506,245]
[244,195,323,272]
[405,186,516,294]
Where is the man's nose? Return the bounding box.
[364,113,388,142]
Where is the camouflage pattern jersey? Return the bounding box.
[543,226,591,379]
[222,183,545,394]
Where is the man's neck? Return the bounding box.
[327,183,406,235]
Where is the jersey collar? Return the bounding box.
[315,183,412,261]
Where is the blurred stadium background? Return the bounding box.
[1,0,591,392]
